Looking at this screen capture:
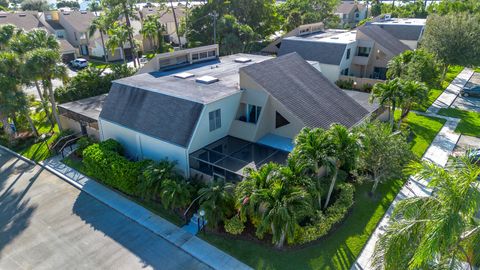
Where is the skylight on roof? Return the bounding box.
[196,75,219,84]
[174,72,194,79]
[235,57,252,63]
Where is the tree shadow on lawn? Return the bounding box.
[201,180,404,270]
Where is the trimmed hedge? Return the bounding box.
[82,139,150,196]
[294,183,355,244]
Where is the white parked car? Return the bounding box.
[70,58,88,69]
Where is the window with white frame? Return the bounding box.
[209,109,221,131]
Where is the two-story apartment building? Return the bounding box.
[0,11,77,62]
[139,6,186,47]
[57,10,95,56]
[277,17,426,83]
[94,45,377,181]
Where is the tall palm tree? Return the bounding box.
[370,78,403,130]
[323,124,360,209]
[25,48,66,131]
[106,23,129,64]
[198,180,235,229]
[373,155,480,269]
[89,15,111,63]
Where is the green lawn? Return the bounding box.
[88,61,122,70]
[6,112,60,162]
[438,108,480,137]
[415,65,464,112]
[401,112,447,158]
[199,112,446,270]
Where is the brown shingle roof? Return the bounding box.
[60,10,95,32]
[0,12,44,30]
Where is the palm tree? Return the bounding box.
[323,124,360,209]
[140,15,161,52]
[106,23,129,64]
[237,163,280,220]
[373,155,480,269]
[89,15,111,63]
[397,80,428,128]
[370,78,403,130]
[160,178,191,211]
[0,52,37,139]
[25,48,66,131]
[137,161,174,201]
[253,177,312,249]
[198,180,235,229]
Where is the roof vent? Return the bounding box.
[196,75,219,84]
[331,37,339,39]
[174,72,194,79]
[0,14,6,18]
[18,13,26,17]
[80,10,87,14]
[235,57,251,63]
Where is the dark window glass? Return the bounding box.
[275,112,290,128]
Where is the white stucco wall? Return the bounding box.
[317,63,341,83]
[99,118,189,175]
[188,93,242,153]
[400,39,418,50]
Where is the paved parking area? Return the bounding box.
[452,72,480,113]
[452,135,480,156]
[0,148,210,270]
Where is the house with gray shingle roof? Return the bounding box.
[277,17,425,82]
[95,46,374,180]
[335,1,367,27]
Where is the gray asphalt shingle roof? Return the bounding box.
[278,37,347,65]
[358,24,410,55]
[241,53,370,129]
[375,24,423,41]
[99,83,203,147]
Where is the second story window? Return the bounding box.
[346,48,351,60]
[209,109,221,132]
[357,47,371,57]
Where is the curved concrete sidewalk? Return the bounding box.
[351,68,472,270]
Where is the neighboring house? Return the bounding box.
[57,10,95,56]
[262,22,325,55]
[139,6,186,48]
[92,45,373,180]
[278,17,425,83]
[335,1,367,27]
[279,30,358,83]
[0,11,77,62]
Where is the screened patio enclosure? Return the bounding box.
[189,136,289,182]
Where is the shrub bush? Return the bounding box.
[82,139,149,196]
[335,79,354,89]
[76,136,96,157]
[362,83,373,92]
[293,183,355,244]
[224,215,245,235]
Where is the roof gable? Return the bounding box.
[241,53,369,129]
[100,83,204,147]
[358,24,410,55]
[0,12,44,30]
[278,38,347,65]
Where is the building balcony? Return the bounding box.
[352,55,370,66]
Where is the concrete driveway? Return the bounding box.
[0,148,210,270]
[451,71,480,113]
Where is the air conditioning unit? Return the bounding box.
[384,14,392,21]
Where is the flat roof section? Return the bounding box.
[114,53,273,104]
[58,94,106,122]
